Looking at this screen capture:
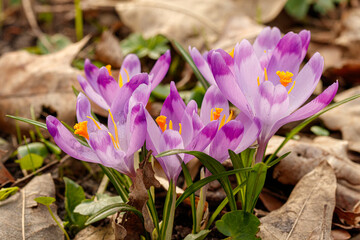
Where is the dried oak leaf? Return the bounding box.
[334,202,360,229]
[257,161,336,240]
[114,155,160,240]
[0,173,63,239]
[0,36,89,134]
[267,135,360,211]
[320,86,360,153]
[95,30,123,68]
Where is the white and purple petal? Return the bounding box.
[200,85,229,125]
[189,47,216,86]
[84,59,100,93]
[120,54,141,81]
[252,26,281,59]
[97,67,120,107]
[78,75,109,110]
[149,50,171,90]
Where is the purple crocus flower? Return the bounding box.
[78,50,171,110]
[208,30,338,162]
[46,80,149,178]
[146,82,219,182]
[199,85,261,163]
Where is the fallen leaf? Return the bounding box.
[320,86,360,153]
[0,36,90,134]
[331,229,351,240]
[0,162,14,186]
[267,135,360,211]
[0,173,63,239]
[74,224,114,240]
[95,30,123,68]
[334,203,360,229]
[257,161,336,240]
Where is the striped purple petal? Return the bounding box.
[189,47,216,86]
[97,67,120,107]
[252,26,281,59]
[120,54,141,82]
[149,50,171,91]
[77,75,109,110]
[200,85,229,125]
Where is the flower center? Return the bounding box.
[210,108,233,129]
[74,121,89,139]
[106,65,129,88]
[155,115,182,134]
[277,71,293,87]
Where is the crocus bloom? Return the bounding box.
[146,82,219,181]
[78,50,171,110]
[208,30,338,162]
[200,85,261,163]
[46,78,149,178]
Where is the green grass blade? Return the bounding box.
[6,115,47,129]
[173,40,210,90]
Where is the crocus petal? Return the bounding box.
[125,103,147,156]
[254,81,289,126]
[299,30,311,60]
[145,111,162,155]
[149,50,171,90]
[233,40,263,107]
[211,52,253,117]
[209,120,244,163]
[235,113,261,153]
[200,85,229,125]
[120,54,141,81]
[189,47,216,86]
[78,75,109,110]
[76,93,101,133]
[214,49,235,74]
[160,81,186,128]
[184,120,219,163]
[158,130,184,181]
[46,116,100,163]
[97,67,120,106]
[276,81,338,130]
[84,59,100,93]
[288,52,324,112]
[180,100,198,147]
[266,32,303,86]
[89,130,135,177]
[252,26,281,59]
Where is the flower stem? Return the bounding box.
[46,205,70,240]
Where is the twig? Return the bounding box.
[11,155,71,187]
[22,189,26,240]
[21,0,54,52]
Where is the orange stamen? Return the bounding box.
[87,116,101,130]
[288,81,296,94]
[156,115,167,132]
[212,108,223,121]
[277,71,293,87]
[74,121,89,140]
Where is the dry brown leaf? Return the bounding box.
[267,135,360,211]
[334,202,360,229]
[331,229,351,240]
[0,36,90,133]
[257,161,336,240]
[95,30,123,68]
[0,173,63,239]
[74,224,114,240]
[112,0,264,50]
[321,86,360,153]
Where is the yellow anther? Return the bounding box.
[264,68,268,81]
[288,81,296,94]
[108,132,119,149]
[156,115,167,132]
[179,123,182,135]
[212,108,223,121]
[74,121,89,140]
[106,65,112,76]
[108,109,120,148]
[87,116,101,130]
[277,71,294,87]
[169,120,173,130]
[229,48,234,58]
[257,76,260,86]
[226,110,233,124]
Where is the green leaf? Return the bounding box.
[314,0,335,15]
[266,151,291,168]
[42,139,62,155]
[310,125,330,136]
[99,165,129,202]
[6,115,47,129]
[85,203,143,225]
[0,187,19,201]
[151,84,170,100]
[64,177,87,232]
[267,93,360,164]
[18,142,49,158]
[74,195,123,216]
[285,0,311,20]
[37,34,72,54]
[216,210,260,240]
[184,230,211,240]
[34,196,56,206]
[189,85,206,107]
[158,149,237,211]
[244,163,267,213]
[173,40,210,90]
[15,153,44,170]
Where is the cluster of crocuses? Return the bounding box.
[46,27,338,185]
